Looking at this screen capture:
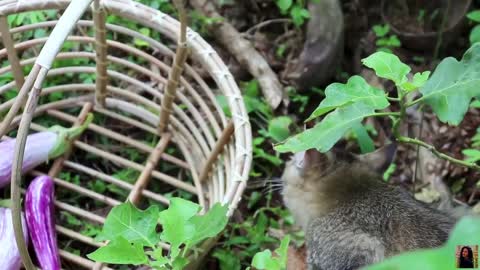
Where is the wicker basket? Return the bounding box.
[0,0,252,269]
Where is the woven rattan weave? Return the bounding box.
[0,0,252,269]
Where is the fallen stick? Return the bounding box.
[189,0,284,109]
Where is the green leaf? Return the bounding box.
[243,95,272,118]
[372,24,389,37]
[472,132,480,147]
[462,149,480,163]
[388,35,401,47]
[213,249,241,270]
[419,44,480,125]
[251,235,290,270]
[147,248,169,268]
[376,47,393,53]
[362,51,411,85]
[276,0,292,12]
[4,89,18,101]
[158,198,200,258]
[351,122,375,154]
[268,116,293,142]
[290,5,310,27]
[275,235,291,267]
[451,178,465,194]
[376,36,401,47]
[187,203,228,247]
[467,10,480,23]
[172,256,189,270]
[87,237,148,265]
[365,216,480,270]
[96,203,159,247]
[216,95,232,118]
[446,216,480,247]
[470,100,480,108]
[248,191,262,209]
[252,250,281,270]
[243,80,260,97]
[134,28,151,47]
[161,197,200,221]
[276,103,381,153]
[382,163,396,182]
[306,75,389,121]
[401,71,431,92]
[470,25,480,45]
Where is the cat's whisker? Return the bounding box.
[260,185,283,195]
[268,187,284,194]
[247,178,283,189]
[249,178,282,184]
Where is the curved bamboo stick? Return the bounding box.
[0,16,24,88]
[0,65,40,138]
[9,1,94,268]
[10,65,47,270]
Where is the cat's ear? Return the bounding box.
[356,143,397,173]
[293,148,328,169]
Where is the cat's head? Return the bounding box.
[282,144,397,188]
[281,144,396,228]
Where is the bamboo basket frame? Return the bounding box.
[0,0,252,269]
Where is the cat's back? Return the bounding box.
[306,180,455,266]
[281,147,455,269]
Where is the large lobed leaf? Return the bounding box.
[188,202,229,247]
[362,51,410,85]
[276,103,381,153]
[267,116,293,142]
[351,122,375,154]
[306,75,389,121]
[96,203,159,247]
[159,198,200,258]
[419,43,480,125]
[87,237,148,265]
[251,235,291,270]
[88,199,229,268]
[276,76,389,153]
[159,198,229,259]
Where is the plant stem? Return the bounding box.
[371,112,401,117]
[398,136,480,170]
[387,97,401,102]
[406,97,424,107]
[393,89,407,138]
[393,88,480,171]
[433,0,451,60]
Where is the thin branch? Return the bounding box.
[386,96,400,102]
[398,136,480,171]
[243,18,292,36]
[406,97,424,107]
[412,106,425,192]
[371,112,401,117]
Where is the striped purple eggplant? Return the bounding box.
[0,113,93,189]
[25,175,60,270]
[0,207,28,270]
